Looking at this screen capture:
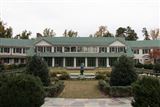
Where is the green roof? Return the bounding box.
[0,38,34,47]
[0,37,160,48]
[126,40,160,48]
[35,37,126,46]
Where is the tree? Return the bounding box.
[0,74,45,107]
[149,49,160,63]
[110,55,137,86]
[150,29,160,40]
[153,63,160,74]
[26,55,50,86]
[63,29,78,37]
[115,27,126,38]
[0,20,13,38]
[125,26,138,41]
[132,76,160,107]
[14,30,31,39]
[142,27,150,40]
[115,26,138,40]
[43,28,56,37]
[94,26,113,37]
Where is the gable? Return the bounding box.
[35,40,52,46]
[109,41,125,47]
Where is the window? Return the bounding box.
[4,58,9,63]
[133,49,139,54]
[21,59,25,63]
[99,47,107,53]
[143,49,150,54]
[23,48,26,53]
[14,58,19,63]
[77,47,83,52]
[64,47,70,52]
[4,48,10,53]
[118,47,125,53]
[38,47,43,52]
[71,47,76,52]
[110,47,117,53]
[54,47,62,53]
[46,47,51,52]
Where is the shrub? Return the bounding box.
[153,63,160,73]
[0,64,4,72]
[26,55,50,86]
[98,80,132,97]
[50,71,70,80]
[109,86,132,97]
[95,73,106,80]
[0,74,45,107]
[135,63,143,68]
[143,64,153,69]
[110,55,137,86]
[44,81,64,97]
[132,76,160,107]
[58,72,70,80]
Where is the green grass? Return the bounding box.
[49,67,112,74]
[58,80,107,98]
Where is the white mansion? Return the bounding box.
[0,37,159,67]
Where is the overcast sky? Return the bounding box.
[0,0,160,39]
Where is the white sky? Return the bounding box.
[0,0,160,39]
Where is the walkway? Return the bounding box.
[42,98,132,107]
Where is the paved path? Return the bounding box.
[42,98,132,107]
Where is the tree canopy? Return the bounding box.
[63,29,78,37]
[14,30,32,39]
[110,55,137,86]
[142,27,150,40]
[0,20,13,38]
[43,28,56,37]
[94,26,113,37]
[115,26,138,40]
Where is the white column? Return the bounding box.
[96,57,98,67]
[62,47,65,53]
[97,47,99,53]
[74,57,76,67]
[63,57,66,67]
[52,57,55,67]
[85,57,88,67]
[107,47,110,53]
[106,57,110,67]
[52,47,54,52]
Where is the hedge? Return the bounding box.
[50,71,70,80]
[98,80,132,97]
[0,74,45,107]
[44,81,64,97]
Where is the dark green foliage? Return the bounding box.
[115,26,138,41]
[26,55,50,86]
[109,86,132,97]
[58,72,70,80]
[98,80,132,97]
[132,76,160,107]
[0,74,45,107]
[50,71,70,80]
[0,20,13,38]
[135,63,143,68]
[143,64,153,69]
[0,64,4,72]
[95,73,106,80]
[153,63,160,73]
[44,81,64,97]
[110,55,137,86]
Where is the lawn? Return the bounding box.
[49,67,111,73]
[58,80,107,98]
